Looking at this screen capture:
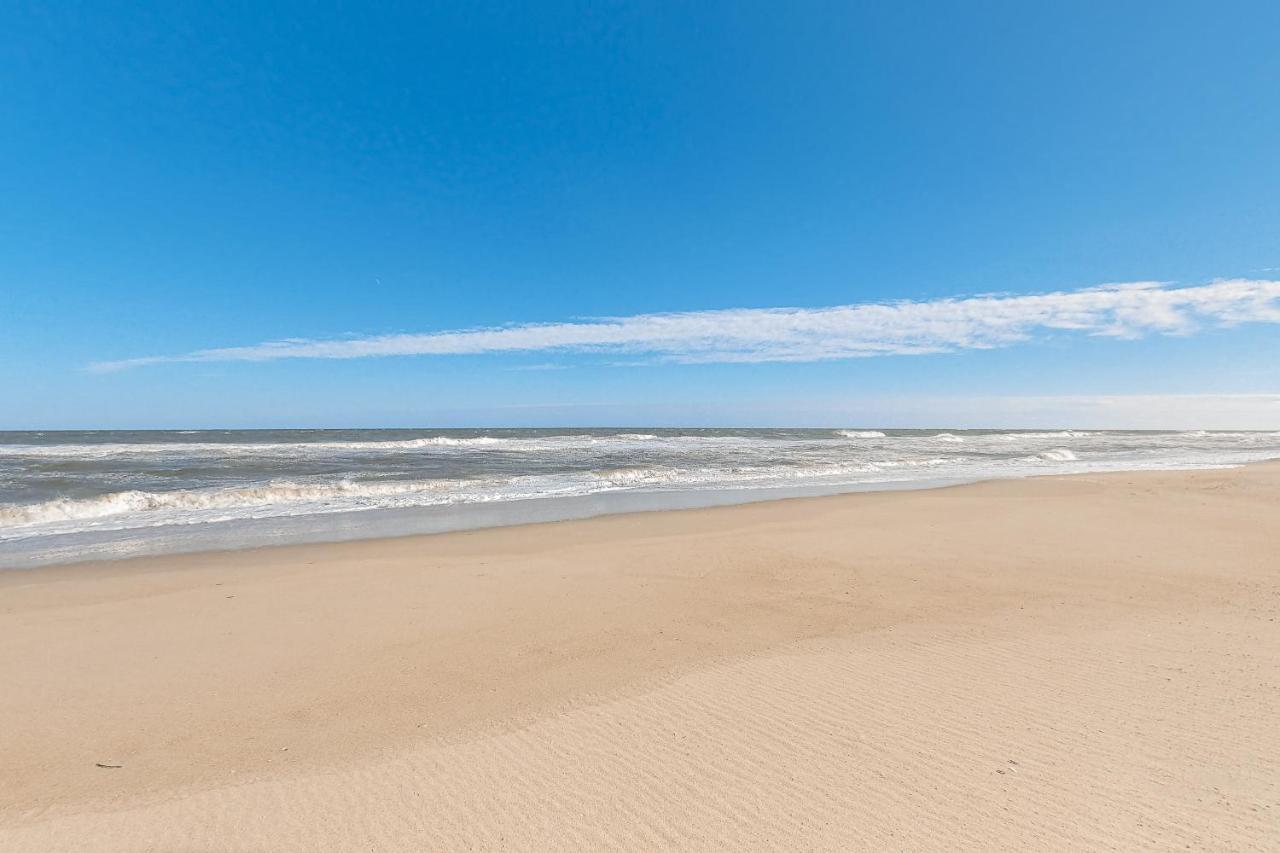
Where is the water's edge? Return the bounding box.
[0,474,974,570]
[3,461,1270,572]
[3,427,1277,570]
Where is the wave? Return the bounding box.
[589,466,688,486]
[1174,430,1275,439]
[0,436,521,458]
[0,432,803,459]
[0,479,470,527]
[7,434,1280,546]
[1,456,961,531]
[6,429,1278,463]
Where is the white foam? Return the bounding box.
[0,433,798,459]
[0,479,471,527]
[0,436,514,458]
[0,458,940,538]
[4,430,1280,555]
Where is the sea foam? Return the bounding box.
[3,428,1279,557]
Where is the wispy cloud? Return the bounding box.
[89,278,1280,372]
[507,362,568,371]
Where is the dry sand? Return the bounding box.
[1,464,1278,851]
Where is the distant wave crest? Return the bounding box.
[0,436,521,458]
[0,433,773,459]
[998,430,1094,440]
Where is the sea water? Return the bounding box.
[2,428,1277,568]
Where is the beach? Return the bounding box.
[2,462,1278,850]
[5,427,1279,570]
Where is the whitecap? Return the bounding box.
[0,479,464,527]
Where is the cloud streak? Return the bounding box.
[89,278,1280,372]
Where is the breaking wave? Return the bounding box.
[0,436,515,458]
[0,432,802,459]
[996,430,1095,440]
[3,428,1279,557]
[0,479,472,527]
[0,457,965,533]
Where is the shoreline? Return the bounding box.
[0,470,989,572]
[5,455,1275,572]
[3,462,1278,850]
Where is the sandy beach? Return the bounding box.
[2,463,1277,851]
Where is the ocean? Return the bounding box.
[2,427,1278,568]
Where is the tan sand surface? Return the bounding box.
[1,464,1278,850]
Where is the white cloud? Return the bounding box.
[88,278,1280,372]
[507,362,568,371]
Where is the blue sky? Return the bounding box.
[3,1,1279,429]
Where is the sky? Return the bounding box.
[2,1,1279,429]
